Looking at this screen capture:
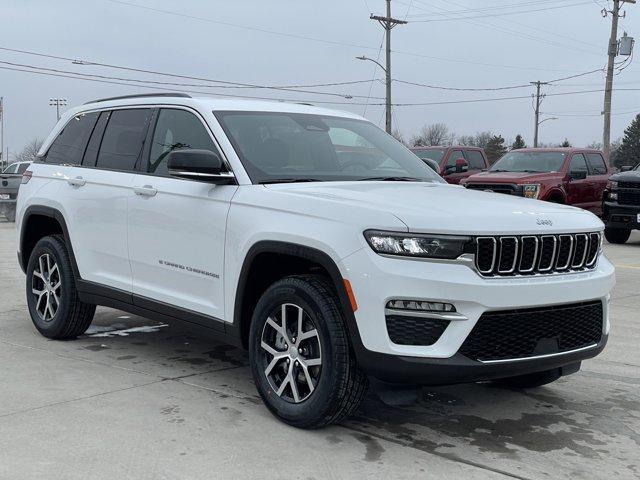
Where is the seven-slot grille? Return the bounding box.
[475,232,600,276]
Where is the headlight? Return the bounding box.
[606,180,618,190]
[522,184,540,199]
[609,192,618,201]
[364,230,470,259]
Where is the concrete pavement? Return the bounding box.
[0,221,638,479]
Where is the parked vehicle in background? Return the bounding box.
[410,146,489,184]
[602,163,640,243]
[0,161,31,222]
[461,148,610,215]
[16,94,614,428]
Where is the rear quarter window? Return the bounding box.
[45,112,99,165]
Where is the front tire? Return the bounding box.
[26,235,96,339]
[248,275,368,428]
[604,227,631,244]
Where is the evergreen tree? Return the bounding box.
[616,114,640,168]
[511,134,526,150]
[561,139,571,147]
[485,135,508,164]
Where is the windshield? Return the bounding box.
[490,151,566,173]
[215,111,443,184]
[411,149,445,163]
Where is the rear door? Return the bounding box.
[564,153,592,211]
[61,108,153,292]
[128,107,237,322]
[585,152,609,215]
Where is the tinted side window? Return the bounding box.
[465,150,486,169]
[586,153,607,174]
[96,109,152,171]
[446,150,464,167]
[148,109,218,176]
[82,111,110,167]
[45,112,99,165]
[569,153,588,173]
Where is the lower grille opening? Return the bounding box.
[458,300,603,361]
[386,315,449,346]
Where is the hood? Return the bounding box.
[464,171,563,184]
[610,170,640,183]
[265,182,602,235]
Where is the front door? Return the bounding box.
[565,153,592,211]
[128,107,237,322]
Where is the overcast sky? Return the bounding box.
[1,0,639,158]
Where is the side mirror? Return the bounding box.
[620,165,634,172]
[569,170,587,180]
[455,158,469,173]
[167,149,234,183]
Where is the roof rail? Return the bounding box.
[84,92,192,105]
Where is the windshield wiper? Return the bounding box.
[489,169,511,173]
[521,169,545,173]
[358,176,424,182]
[260,178,324,184]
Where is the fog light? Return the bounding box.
[386,299,456,312]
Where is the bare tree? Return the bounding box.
[456,131,493,149]
[13,138,43,163]
[411,123,451,147]
[391,129,408,146]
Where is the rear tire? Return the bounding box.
[249,275,368,429]
[25,235,96,339]
[493,368,561,389]
[604,227,631,244]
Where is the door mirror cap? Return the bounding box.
[167,149,234,183]
[569,170,588,180]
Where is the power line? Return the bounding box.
[98,1,593,73]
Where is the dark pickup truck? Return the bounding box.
[461,148,610,215]
[602,164,640,244]
[0,161,31,222]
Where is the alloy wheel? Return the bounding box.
[260,303,322,403]
[31,253,61,322]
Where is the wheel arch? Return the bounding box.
[232,241,365,354]
[19,205,79,277]
[544,188,566,204]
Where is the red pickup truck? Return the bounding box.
[460,148,610,215]
[410,146,489,184]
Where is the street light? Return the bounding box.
[538,116,558,125]
[49,98,67,122]
[356,55,392,134]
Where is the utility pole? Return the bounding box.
[370,0,407,134]
[49,98,67,122]
[531,81,548,148]
[602,0,635,159]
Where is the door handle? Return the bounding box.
[133,185,157,197]
[67,176,86,187]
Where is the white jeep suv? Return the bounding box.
[16,93,615,428]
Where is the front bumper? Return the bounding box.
[603,200,640,229]
[340,247,614,383]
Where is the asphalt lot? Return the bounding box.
[0,221,638,480]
